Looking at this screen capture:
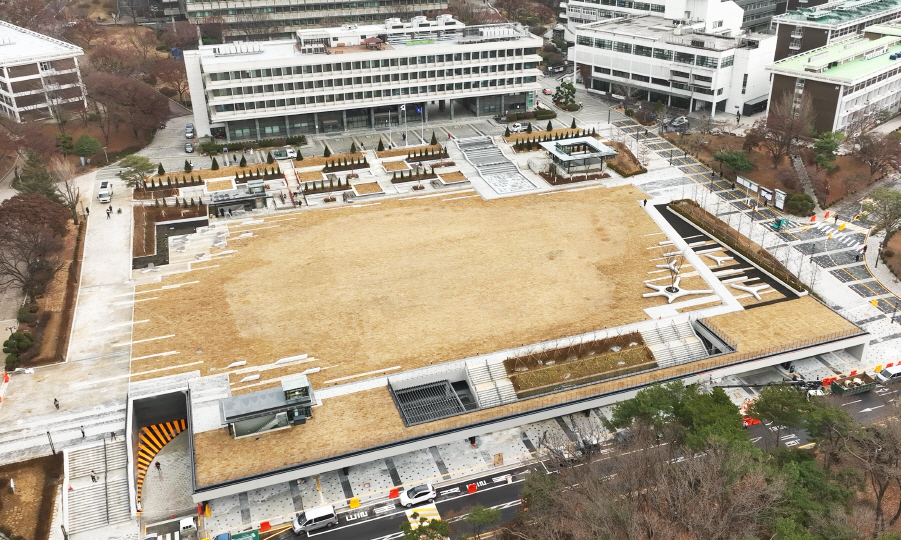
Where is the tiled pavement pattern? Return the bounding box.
[614,119,901,317]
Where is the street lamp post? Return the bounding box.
[102,147,109,164]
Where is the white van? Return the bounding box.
[292,505,338,535]
[876,365,901,384]
[97,181,113,203]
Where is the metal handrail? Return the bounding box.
[103,436,110,524]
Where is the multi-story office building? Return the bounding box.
[572,15,776,116]
[560,0,776,38]
[766,24,901,132]
[0,20,87,123]
[184,17,543,141]
[183,0,448,41]
[771,0,901,60]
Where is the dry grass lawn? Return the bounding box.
[505,128,585,143]
[440,171,468,183]
[298,171,325,182]
[131,186,683,390]
[193,294,863,487]
[293,152,363,168]
[353,182,383,195]
[206,179,233,192]
[384,161,409,172]
[376,144,442,159]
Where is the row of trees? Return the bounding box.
[497,381,901,540]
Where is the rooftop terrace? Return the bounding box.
[768,28,901,80]
[0,20,84,65]
[576,15,771,51]
[772,0,901,27]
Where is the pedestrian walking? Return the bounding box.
[155,461,162,476]
[110,431,117,441]
[736,111,741,125]
[90,470,97,483]
[85,207,90,217]
[835,215,839,223]
[855,253,861,262]
[53,398,59,410]
[106,208,111,219]
[643,199,647,207]
[863,245,868,253]
[80,426,85,438]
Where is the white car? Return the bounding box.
[399,483,436,508]
[510,122,530,133]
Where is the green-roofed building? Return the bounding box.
[771,0,901,61]
[766,24,901,132]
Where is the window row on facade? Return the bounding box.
[591,67,723,95]
[210,65,538,96]
[570,0,665,12]
[210,78,537,112]
[206,49,539,82]
[576,36,733,68]
[743,10,774,23]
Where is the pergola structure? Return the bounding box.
[539,137,617,176]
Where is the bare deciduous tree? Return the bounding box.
[50,157,81,224]
[0,194,70,300]
[152,59,189,102]
[752,92,816,167]
[855,132,901,178]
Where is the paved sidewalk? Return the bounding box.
[141,432,195,522]
[865,231,901,298]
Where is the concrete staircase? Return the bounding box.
[640,321,708,367]
[68,477,131,533]
[456,136,530,184]
[66,440,131,534]
[465,358,518,409]
[68,440,127,478]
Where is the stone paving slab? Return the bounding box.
[317,470,347,505]
[247,483,295,526]
[347,459,394,503]
[436,440,487,479]
[477,427,533,465]
[521,419,568,451]
[393,448,442,487]
[207,494,243,532]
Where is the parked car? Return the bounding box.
[510,121,531,133]
[185,130,194,139]
[876,365,901,384]
[185,143,194,153]
[292,505,338,534]
[399,483,436,508]
[186,123,194,130]
[669,116,688,127]
[97,181,113,203]
[542,88,553,95]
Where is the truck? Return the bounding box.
[271,148,297,160]
[828,373,877,396]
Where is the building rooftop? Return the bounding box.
[193,19,537,66]
[772,0,901,27]
[768,27,901,80]
[0,20,84,65]
[576,15,772,51]
[193,294,862,488]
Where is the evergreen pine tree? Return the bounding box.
[297,149,303,161]
[430,132,438,145]
[211,158,219,170]
[239,155,247,167]
[571,118,577,129]
[350,142,357,153]
[266,151,274,164]
[324,146,331,158]
[377,139,385,152]
[158,163,165,175]
[547,120,553,131]
[504,126,510,137]
[184,160,192,173]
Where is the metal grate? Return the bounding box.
[391,380,467,426]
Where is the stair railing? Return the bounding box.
[103,435,110,524]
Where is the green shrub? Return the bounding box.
[28,305,38,313]
[3,332,34,354]
[624,108,634,116]
[17,306,36,324]
[784,193,815,216]
[884,249,895,258]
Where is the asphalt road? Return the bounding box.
[263,384,900,540]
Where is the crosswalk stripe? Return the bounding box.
[406,505,441,528]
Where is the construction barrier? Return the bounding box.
[467,483,477,494]
[349,498,360,509]
[260,522,271,532]
[389,488,399,499]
